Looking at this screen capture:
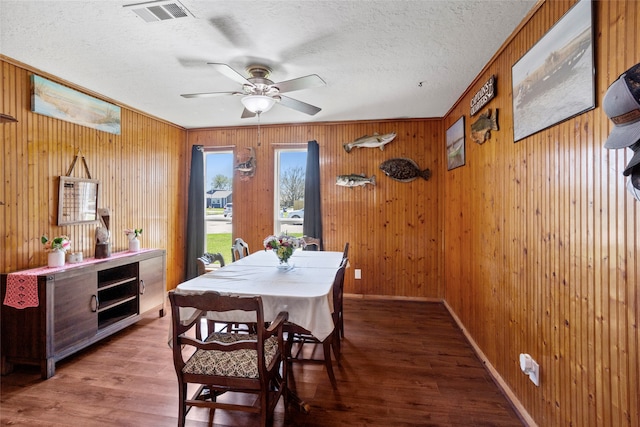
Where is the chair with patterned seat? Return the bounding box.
[169,291,288,427]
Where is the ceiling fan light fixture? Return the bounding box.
[241,95,276,114]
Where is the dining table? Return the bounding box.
[172,249,344,413]
[175,249,343,341]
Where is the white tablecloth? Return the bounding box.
[174,250,343,341]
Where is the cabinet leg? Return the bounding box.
[41,358,55,379]
[1,356,14,375]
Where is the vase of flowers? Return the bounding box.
[124,228,142,252]
[263,234,306,269]
[41,235,71,268]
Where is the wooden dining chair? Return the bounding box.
[302,235,321,249]
[196,252,225,276]
[231,238,250,262]
[285,257,348,389]
[169,291,288,427]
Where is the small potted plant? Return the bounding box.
[41,234,71,268]
[124,228,142,252]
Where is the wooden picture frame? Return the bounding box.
[31,75,121,135]
[446,116,465,171]
[58,176,100,226]
[511,0,594,142]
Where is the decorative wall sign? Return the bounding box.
[512,0,594,142]
[31,75,121,135]
[470,109,499,144]
[470,75,496,116]
[446,116,465,171]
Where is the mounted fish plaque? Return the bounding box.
[470,109,499,144]
[470,75,496,116]
[343,132,396,153]
[379,158,431,183]
[336,174,376,188]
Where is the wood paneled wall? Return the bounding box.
[2,0,638,425]
[187,119,443,298]
[0,57,187,290]
[443,1,639,426]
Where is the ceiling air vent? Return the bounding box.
[124,0,193,23]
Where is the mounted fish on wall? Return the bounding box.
[343,132,397,153]
[379,158,431,183]
[235,147,256,181]
[336,174,376,188]
[470,109,499,144]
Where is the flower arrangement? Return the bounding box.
[263,234,306,264]
[124,228,143,241]
[41,235,71,253]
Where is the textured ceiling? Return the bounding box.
[0,0,537,129]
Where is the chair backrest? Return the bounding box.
[232,238,250,262]
[302,235,321,249]
[342,242,349,259]
[332,258,348,324]
[196,257,208,276]
[204,252,225,267]
[169,291,269,372]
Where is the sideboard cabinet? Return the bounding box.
[1,249,166,378]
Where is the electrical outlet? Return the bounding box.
[354,269,361,279]
[519,353,540,386]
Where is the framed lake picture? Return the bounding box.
[512,0,594,142]
[446,116,465,171]
[31,75,121,135]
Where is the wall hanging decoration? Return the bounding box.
[335,174,376,188]
[343,132,396,153]
[235,147,256,180]
[446,116,465,171]
[379,158,431,182]
[58,150,99,226]
[31,75,121,135]
[470,109,499,145]
[470,75,496,116]
[511,0,594,142]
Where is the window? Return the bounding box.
[204,150,233,256]
[274,147,307,235]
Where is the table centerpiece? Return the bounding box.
[263,234,306,269]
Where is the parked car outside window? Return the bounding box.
[223,203,233,217]
[288,208,304,219]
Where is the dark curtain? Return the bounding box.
[303,140,322,251]
[185,145,204,279]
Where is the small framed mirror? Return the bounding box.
[57,176,100,225]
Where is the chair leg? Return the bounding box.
[322,339,337,389]
[178,382,187,427]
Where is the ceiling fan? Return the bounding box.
[181,63,326,118]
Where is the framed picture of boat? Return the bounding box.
[446,116,465,171]
[512,0,594,142]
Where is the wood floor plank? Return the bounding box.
[1,298,523,426]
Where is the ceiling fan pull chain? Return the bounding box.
[257,112,262,146]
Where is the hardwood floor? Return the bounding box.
[0,298,524,426]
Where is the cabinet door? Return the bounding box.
[54,272,98,354]
[139,256,165,315]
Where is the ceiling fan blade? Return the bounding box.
[274,74,326,94]
[278,95,322,115]
[181,91,242,98]
[208,63,253,86]
[241,108,257,119]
